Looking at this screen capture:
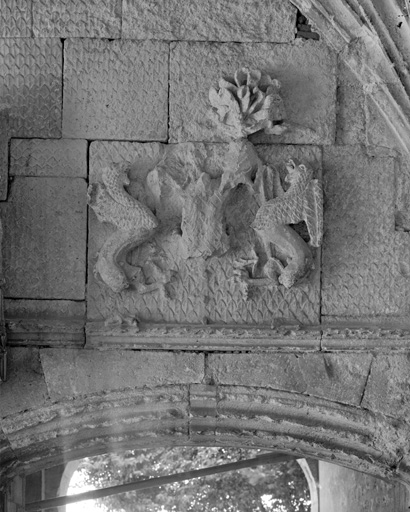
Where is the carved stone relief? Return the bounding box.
[88,69,323,330]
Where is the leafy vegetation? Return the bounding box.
[76,446,310,512]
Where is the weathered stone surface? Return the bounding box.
[365,88,405,150]
[336,59,366,145]
[319,461,410,512]
[395,155,410,232]
[208,353,373,405]
[10,139,87,178]
[0,0,31,37]
[322,146,410,317]
[88,141,321,326]
[122,0,296,42]
[1,177,87,299]
[2,387,190,473]
[169,41,336,144]
[0,38,62,138]
[33,0,121,37]
[361,355,410,417]
[0,348,49,418]
[0,109,9,200]
[5,300,85,347]
[0,428,18,481]
[63,39,168,140]
[40,349,204,400]
[206,144,322,326]
[5,299,85,319]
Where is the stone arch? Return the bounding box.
[4,381,410,488]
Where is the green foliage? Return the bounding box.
[77,446,310,512]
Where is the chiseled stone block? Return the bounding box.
[122,0,296,42]
[33,0,121,38]
[322,145,410,317]
[1,177,87,299]
[40,349,204,400]
[336,59,366,146]
[208,352,373,406]
[63,39,168,140]
[10,139,87,178]
[361,355,410,417]
[169,41,336,144]
[0,0,31,37]
[0,110,8,200]
[0,348,49,417]
[0,38,62,138]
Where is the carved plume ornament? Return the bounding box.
[88,68,323,312]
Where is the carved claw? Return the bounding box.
[233,257,259,276]
[104,313,139,333]
[136,266,177,297]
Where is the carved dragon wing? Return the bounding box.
[252,193,305,231]
[303,179,323,247]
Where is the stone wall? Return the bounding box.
[1,1,410,509]
[319,462,409,512]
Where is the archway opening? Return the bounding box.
[63,446,312,512]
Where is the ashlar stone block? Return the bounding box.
[361,355,410,418]
[169,41,336,144]
[0,110,8,200]
[33,0,121,38]
[63,39,168,140]
[0,0,31,37]
[322,146,410,317]
[336,59,366,145]
[0,348,49,418]
[365,87,406,150]
[0,38,62,138]
[122,0,297,42]
[1,177,87,299]
[208,352,373,406]
[40,349,204,400]
[10,139,87,178]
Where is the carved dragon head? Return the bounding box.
[209,67,287,140]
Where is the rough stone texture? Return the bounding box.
[1,177,87,299]
[395,155,410,232]
[33,0,121,38]
[0,348,49,418]
[322,145,410,317]
[0,429,18,482]
[40,349,204,400]
[336,59,366,145]
[169,41,336,144]
[5,299,85,319]
[10,139,87,178]
[319,461,410,512]
[122,0,296,42]
[5,299,85,347]
[361,355,410,417]
[0,110,9,200]
[63,39,168,140]
[0,38,62,138]
[206,144,322,326]
[2,387,190,475]
[208,353,373,406]
[365,88,405,149]
[88,141,321,325]
[0,0,31,37]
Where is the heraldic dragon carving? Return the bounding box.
[88,68,323,297]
